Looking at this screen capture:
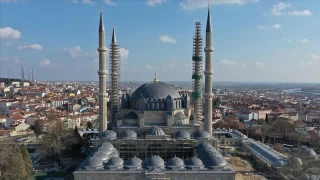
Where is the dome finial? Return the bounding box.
[154,71,158,82]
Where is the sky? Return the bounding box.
[0,0,319,83]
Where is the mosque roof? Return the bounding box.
[147,126,166,136]
[131,81,180,100]
[174,130,191,139]
[121,129,137,139]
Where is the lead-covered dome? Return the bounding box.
[174,130,191,139]
[148,126,166,136]
[145,155,165,168]
[121,129,137,139]
[124,157,142,169]
[193,131,211,139]
[131,82,180,100]
[167,156,185,168]
[88,156,103,167]
[186,157,203,168]
[103,130,117,140]
[105,157,124,169]
[94,151,109,161]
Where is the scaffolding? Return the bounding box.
[192,21,203,122]
[109,27,120,122]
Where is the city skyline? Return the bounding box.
[1,0,320,83]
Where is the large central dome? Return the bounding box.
[131,81,180,100]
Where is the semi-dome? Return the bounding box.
[167,156,185,168]
[121,129,137,139]
[124,157,142,169]
[148,126,166,136]
[174,130,191,139]
[186,157,203,168]
[145,155,165,168]
[206,156,227,167]
[88,156,103,167]
[193,131,211,139]
[94,151,109,161]
[103,130,117,140]
[131,82,180,100]
[197,142,213,149]
[105,157,124,168]
[174,112,187,120]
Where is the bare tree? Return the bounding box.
[39,114,78,162]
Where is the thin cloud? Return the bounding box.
[282,38,291,42]
[146,0,166,7]
[288,10,312,16]
[271,2,312,16]
[308,54,320,60]
[180,0,259,11]
[257,24,281,30]
[17,44,43,50]
[146,65,153,70]
[296,38,310,44]
[104,0,116,6]
[160,35,176,44]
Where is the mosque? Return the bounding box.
[73,5,237,180]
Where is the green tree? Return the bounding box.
[71,126,82,153]
[33,120,43,136]
[0,143,33,180]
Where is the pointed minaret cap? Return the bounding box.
[99,6,105,32]
[154,71,158,82]
[206,2,212,32]
[111,25,117,43]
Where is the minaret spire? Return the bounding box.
[112,25,117,43]
[154,71,158,82]
[206,2,212,32]
[97,8,108,136]
[109,23,120,122]
[204,5,214,136]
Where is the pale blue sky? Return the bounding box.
[0,0,319,82]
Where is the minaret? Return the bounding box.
[97,7,108,136]
[28,68,30,82]
[21,64,25,84]
[204,3,214,136]
[192,21,203,122]
[109,25,120,121]
[32,67,34,83]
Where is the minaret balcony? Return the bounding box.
[192,74,202,80]
[192,56,202,61]
[192,91,202,99]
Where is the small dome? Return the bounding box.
[193,131,211,139]
[94,151,109,161]
[121,129,137,139]
[209,156,227,167]
[174,130,191,139]
[145,155,165,168]
[105,157,124,168]
[167,156,184,168]
[102,142,115,150]
[186,157,203,167]
[174,112,187,120]
[124,157,142,168]
[103,130,117,139]
[147,126,166,136]
[88,156,103,167]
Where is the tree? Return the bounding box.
[39,114,78,163]
[71,126,82,153]
[212,97,221,107]
[86,121,93,129]
[265,113,269,124]
[33,120,43,136]
[0,143,33,180]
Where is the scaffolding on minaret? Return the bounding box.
[192,21,203,122]
[109,25,120,122]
